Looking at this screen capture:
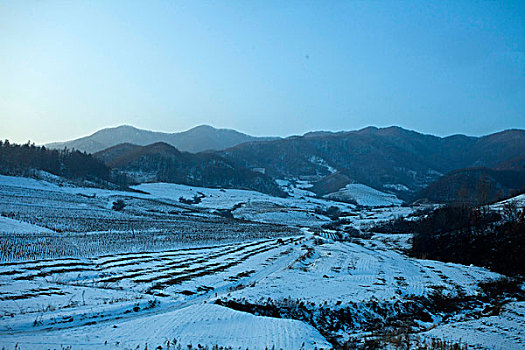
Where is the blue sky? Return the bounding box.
[1,1,524,144]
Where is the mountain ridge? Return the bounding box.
[218,127,525,200]
[46,124,279,154]
[48,124,524,203]
[94,141,286,197]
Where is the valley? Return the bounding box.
[3,1,524,348]
[0,173,523,349]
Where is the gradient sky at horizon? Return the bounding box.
[1,1,524,144]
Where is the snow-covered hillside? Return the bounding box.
[0,216,54,234]
[0,174,523,349]
[421,302,525,350]
[324,183,403,207]
[491,193,525,211]
[227,238,499,305]
[134,181,354,226]
[1,303,330,350]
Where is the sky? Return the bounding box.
[1,1,524,144]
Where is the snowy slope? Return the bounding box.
[134,182,352,226]
[0,216,53,233]
[491,193,525,211]
[0,303,330,350]
[421,302,525,350]
[134,181,351,211]
[324,183,403,207]
[228,239,500,305]
[0,174,371,229]
[0,237,330,349]
[1,173,521,349]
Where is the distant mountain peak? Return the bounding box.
[190,124,217,131]
[357,126,380,133]
[96,124,140,133]
[46,125,279,154]
[114,124,138,129]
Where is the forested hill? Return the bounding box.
[218,127,525,202]
[0,140,123,186]
[94,142,286,197]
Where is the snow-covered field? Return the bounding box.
[338,205,420,230]
[1,236,334,349]
[0,175,301,261]
[227,238,500,305]
[324,183,403,207]
[0,174,523,349]
[0,216,54,234]
[421,302,525,350]
[2,231,510,349]
[1,303,331,350]
[491,194,525,211]
[134,181,356,227]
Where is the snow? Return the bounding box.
[228,238,500,305]
[309,156,337,174]
[0,236,331,349]
[133,181,354,227]
[0,175,300,261]
[0,216,53,233]
[233,201,331,227]
[0,174,522,349]
[0,174,64,191]
[135,182,279,209]
[1,175,400,229]
[421,302,525,350]
[324,183,403,207]
[0,174,136,199]
[0,231,512,349]
[383,183,410,192]
[1,303,331,350]
[134,181,345,212]
[491,194,525,211]
[339,205,419,230]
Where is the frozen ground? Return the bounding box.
[338,205,421,230]
[134,181,355,227]
[491,194,525,211]
[0,174,413,233]
[1,236,327,349]
[0,216,53,234]
[1,232,516,349]
[1,303,330,350]
[0,175,299,261]
[227,237,500,305]
[0,174,523,349]
[324,183,403,207]
[421,302,525,350]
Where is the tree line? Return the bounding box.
[370,201,524,276]
[410,203,524,276]
[0,140,127,187]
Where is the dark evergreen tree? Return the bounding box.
[0,140,123,186]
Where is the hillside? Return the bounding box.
[219,127,525,199]
[0,140,117,186]
[415,167,525,204]
[46,125,278,154]
[1,160,524,349]
[45,125,525,202]
[95,142,286,197]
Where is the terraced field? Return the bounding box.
[227,236,500,304]
[1,175,523,349]
[0,237,303,317]
[0,175,299,261]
